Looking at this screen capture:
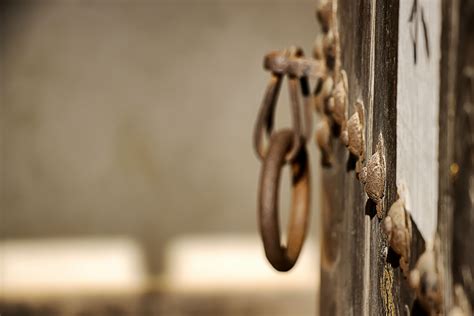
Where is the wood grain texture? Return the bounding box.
[437,0,459,312]
[319,0,373,313]
[451,0,474,308]
[319,1,427,314]
[437,0,474,312]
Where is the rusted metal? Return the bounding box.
[254,0,360,274]
[316,0,333,33]
[341,100,365,172]
[257,129,310,271]
[383,197,412,277]
[263,50,326,79]
[315,116,333,167]
[254,47,316,162]
[359,134,386,217]
[253,0,346,274]
[313,75,334,114]
[254,46,316,272]
[409,239,444,315]
[254,74,285,159]
[326,70,348,126]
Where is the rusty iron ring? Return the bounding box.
[254,47,313,162]
[289,75,313,143]
[258,129,310,271]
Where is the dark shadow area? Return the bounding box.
[386,247,401,269]
[408,219,426,271]
[364,198,377,218]
[411,299,430,316]
[331,121,341,137]
[346,152,357,172]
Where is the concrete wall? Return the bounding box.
[0,0,318,274]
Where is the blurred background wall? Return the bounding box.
[0,0,319,277]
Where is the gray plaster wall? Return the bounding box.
[0,0,319,274]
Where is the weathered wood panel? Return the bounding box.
[319,0,374,314]
[370,2,411,315]
[320,1,427,314]
[451,0,474,308]
[437,0,474,312]
[321,0,474,314]
[437,0,458,312]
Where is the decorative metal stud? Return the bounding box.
[383,197,412,277]
[327,70,348,126]
[359,134,386,217]
[409,241,443,315]
[341,100,365,172]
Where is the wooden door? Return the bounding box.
[319,0,473,314]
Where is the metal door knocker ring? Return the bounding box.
[253,47,316,162]
[258,129,311,271]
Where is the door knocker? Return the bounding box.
[258,129,310,271]
[254,46,322,271]
[253,46,319,162]
[254,0,363,272]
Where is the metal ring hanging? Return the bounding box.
[253,47,317,162]
[258,128,310,271]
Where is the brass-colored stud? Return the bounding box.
[383,197,412,277]
[359,134,386,217]
[341,100,365,172]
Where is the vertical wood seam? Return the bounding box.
[362,0,378,315]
